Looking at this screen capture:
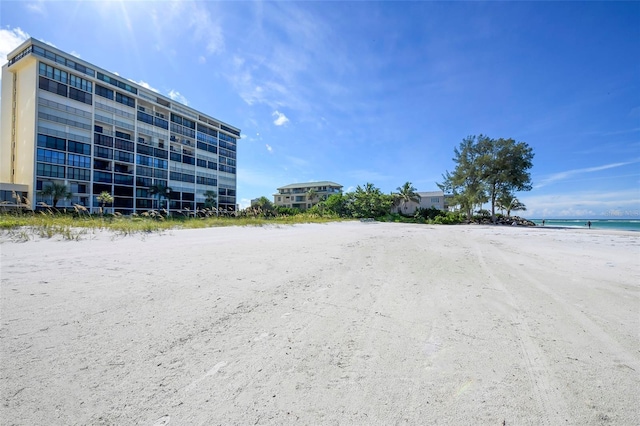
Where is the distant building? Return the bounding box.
[274,181,342,210]
[396,190,445,215]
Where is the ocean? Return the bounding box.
[530,219,640,232]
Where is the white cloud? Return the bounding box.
[0,27,30,63]
[521,188,640,218]
[272,110,289,126]
[70,51,81,59]
[25,1,45,14]
[167,90,189,106]
[134,80,160,93]
[535,160,640,188]
[266,144,273,153]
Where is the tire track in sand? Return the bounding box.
[474,243,568,425]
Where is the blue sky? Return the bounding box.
[1,0,639,218]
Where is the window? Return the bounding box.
[69,74,92,92]
[36,163,65,178]
[115,131,131,140]
[136,155,152,167]
[94,134,114,147]
[197,159,207,168]
[137,110,153,125]
[37,148,66,164]
[137,166,153,177]
[37,134,66,151]
[67,153,91,168]
[114,150,134,163]
[116,92,135,108]
[69,87,92,105]
[67,167,91,181]
[94,146,113,159]
[97,72,137,95]
[93,171,113,183]
[115,138,134,152]
[68,140,90,155]
[95,84,114,100]
[153,158,167,169]
[431,197,440,203]
[39,76,67,97]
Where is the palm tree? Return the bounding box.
[394,182,421,214]
[149,183,172,210]
[97,191,114,215]
[497,193,527,217]
[39,182,71,209]
[204,190,217,210]
[306,188,318,208]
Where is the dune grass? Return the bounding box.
[0,211,348,241]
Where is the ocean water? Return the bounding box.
[530,219,640,232]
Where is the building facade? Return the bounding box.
[396,190,446,215]
[274,181,342,210]
[1,38,240,214]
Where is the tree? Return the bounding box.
[322,193,349,216]
[149,183,172,210]
[438,135,534,222]
[253,196,275,216]
[477,137,534,222]
[306,189,318,208]
[394,182,421,214]
[203,190,217,209]
[350,183,393,218]
[497,193,527,217]
[39,182,71,209]
[97,191,114,215]
[437,135,489,218]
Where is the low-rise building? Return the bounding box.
[274,181,342,210]
[396,190,445,215]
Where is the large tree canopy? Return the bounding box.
[438,135,534,221]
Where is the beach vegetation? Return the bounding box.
[203,190,217,209]
[393,182,421,215]
[38,182,71,209]
[148,183,172,210]
[348,183,394,218]
[97,191,114,216]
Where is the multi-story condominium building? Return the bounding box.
[274,181,342,210]
[396,190,446,215]
[1,38,240,214]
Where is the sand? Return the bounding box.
[1,222,639,425]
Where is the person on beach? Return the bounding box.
[587,220,591,229]
[542,219,545,226]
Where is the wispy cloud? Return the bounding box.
[521,188,640,218]
[272,111,289,126]
[167,90,189,106]
[266,144,273,153]
[535,160,640,188]
[25,1,46,15]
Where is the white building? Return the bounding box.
[273,181,343,210]
[1,38,240,213]
[395,190,445,215]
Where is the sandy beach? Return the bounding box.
[1,222,638,425]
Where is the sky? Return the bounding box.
[1,0,639,218]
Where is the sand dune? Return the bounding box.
[1,222,638,425]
